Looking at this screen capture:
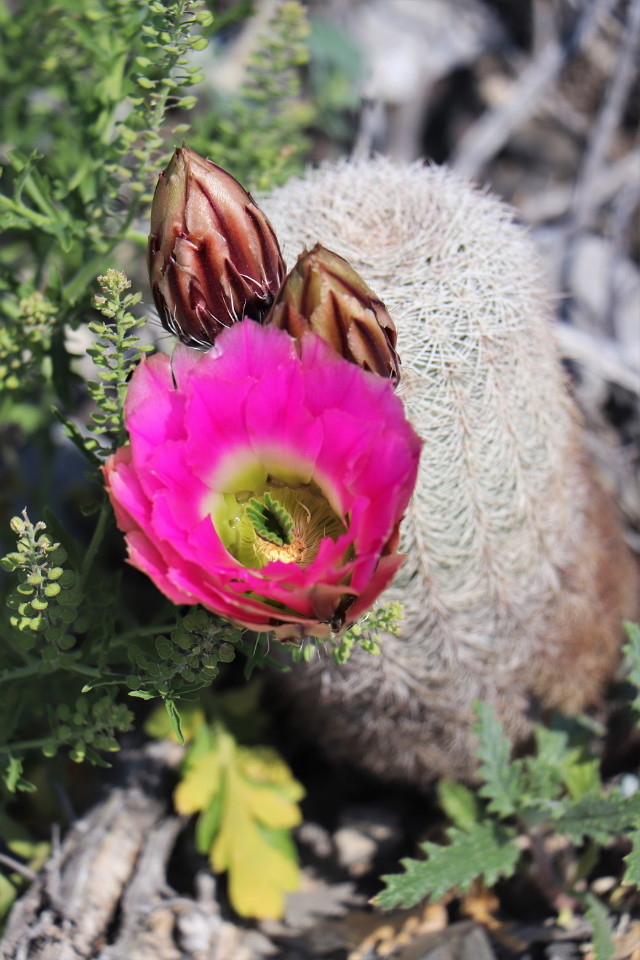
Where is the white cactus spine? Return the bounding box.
[262,158,637,783]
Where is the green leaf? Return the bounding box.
[4,755,22,793]
[194,9,214,26]
[623,622,640,716]
[562,757,601,802]
[584,894,615,960]
[437,780,480,833]
[551,791,640,845]
[526,725,600,804]
[195,788,223,854]
[474,701,525,817]
[0,874,18,923]
[376,820,520,910]
[623,828,640,887]
[164,699,184,744]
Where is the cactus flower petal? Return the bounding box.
[148,146,286,346]
[103,321,421,639]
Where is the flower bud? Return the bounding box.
[148,146,286,346]
[265,243,400,382]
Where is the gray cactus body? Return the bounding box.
[262,158,639,785]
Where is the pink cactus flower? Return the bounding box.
[103,320,421,641]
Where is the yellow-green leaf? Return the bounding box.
[174,740,222,815]
[242,779,302,830]
[210,789,300,918]
[174,721,304,919]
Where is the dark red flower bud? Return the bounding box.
[148,146,286,346]
[265,243,400,382]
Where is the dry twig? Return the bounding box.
[453,0,617,180]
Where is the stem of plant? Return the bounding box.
[79,500,110,592]
[0,661,48,686]
[0,737,52,755]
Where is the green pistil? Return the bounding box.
[246,492,294,547]
[212,474,346,569]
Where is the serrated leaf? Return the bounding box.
[174,723,303,919]
[623,829,640,887]
[552,791,640,844]
[562,758,601,802]
[474,701,525,817]
[523,730,568,806]
[437,779,480,832]
[584,893,615,960]
[376,820,520,910]
[527,725,600,804]
[623,622,640,715]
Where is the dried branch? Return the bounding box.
[571,0,640,231]
[452,0,617,180]
[553,322,640,394]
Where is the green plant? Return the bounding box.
[190,0,313,191]
[0,0,356,929]
[0,0,317,780]
[376,623,640,959]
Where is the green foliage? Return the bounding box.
[436,780,481,834]
[0,508,135,775]
[126,606,240,705]
[0,509,245,781]
[1,512,81,652]
[551,791,640,845]
[332,601,403,664]
[0,288,57,396]
[59,269,153,459]
[474,700,526,817]
[0,0,208,305]
[377,642,640,934]
[193,1,313,191]
[623,621,640,715]
[0,807,49,924]
[377,820,520,910]
[583,894,615,960]
[0,0,212,510]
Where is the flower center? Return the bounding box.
[213,475,346,569]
